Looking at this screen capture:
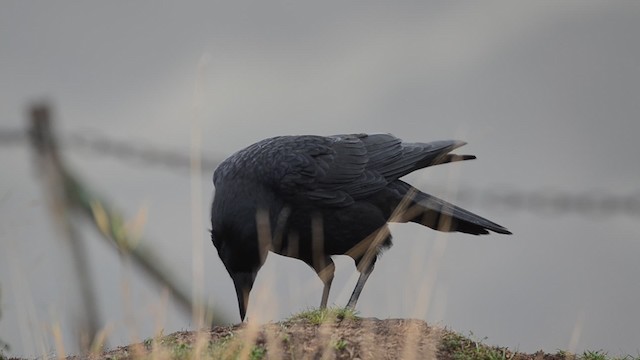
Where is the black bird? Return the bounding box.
[210,133,511,321]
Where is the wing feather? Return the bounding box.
[219,134,473,208]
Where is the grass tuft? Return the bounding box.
[577,350,640,360]
[440,330,516,360]
[249,345,267,360]
[332,338,348,351]
[581,350,609,360]
[287,307,359,325]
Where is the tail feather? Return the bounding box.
[389,181,512,235]
[431,154,476,166]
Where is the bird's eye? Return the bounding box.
[210,230,221,247]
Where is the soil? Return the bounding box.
[58,317,572,360]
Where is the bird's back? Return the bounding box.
[213,133,470,207]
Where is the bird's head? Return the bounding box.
[211,226,260,322]
[211,189,273,321]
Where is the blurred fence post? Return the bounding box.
[28,103,222,346]
[29,104,101,352]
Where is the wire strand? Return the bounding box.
[2,127,638,217]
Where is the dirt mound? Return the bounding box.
[76,314,570,360]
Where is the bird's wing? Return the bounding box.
[218,134,473,208]
[360,134,472,181]
[277,134,388,207]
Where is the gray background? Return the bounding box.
[1,1,639,357]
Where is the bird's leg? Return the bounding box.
[345,227,387,310]
[346,266,373,309]
[316,258,335,309]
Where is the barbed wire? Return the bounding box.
[1,127,224,170]
[65,131,224,171]
[436,186,640,218]
[2,127,639,218]
[0,128,26,145]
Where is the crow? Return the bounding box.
[210,133,511,321]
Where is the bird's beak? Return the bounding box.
[231,271,256,322]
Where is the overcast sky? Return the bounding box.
[1,1,639,357]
